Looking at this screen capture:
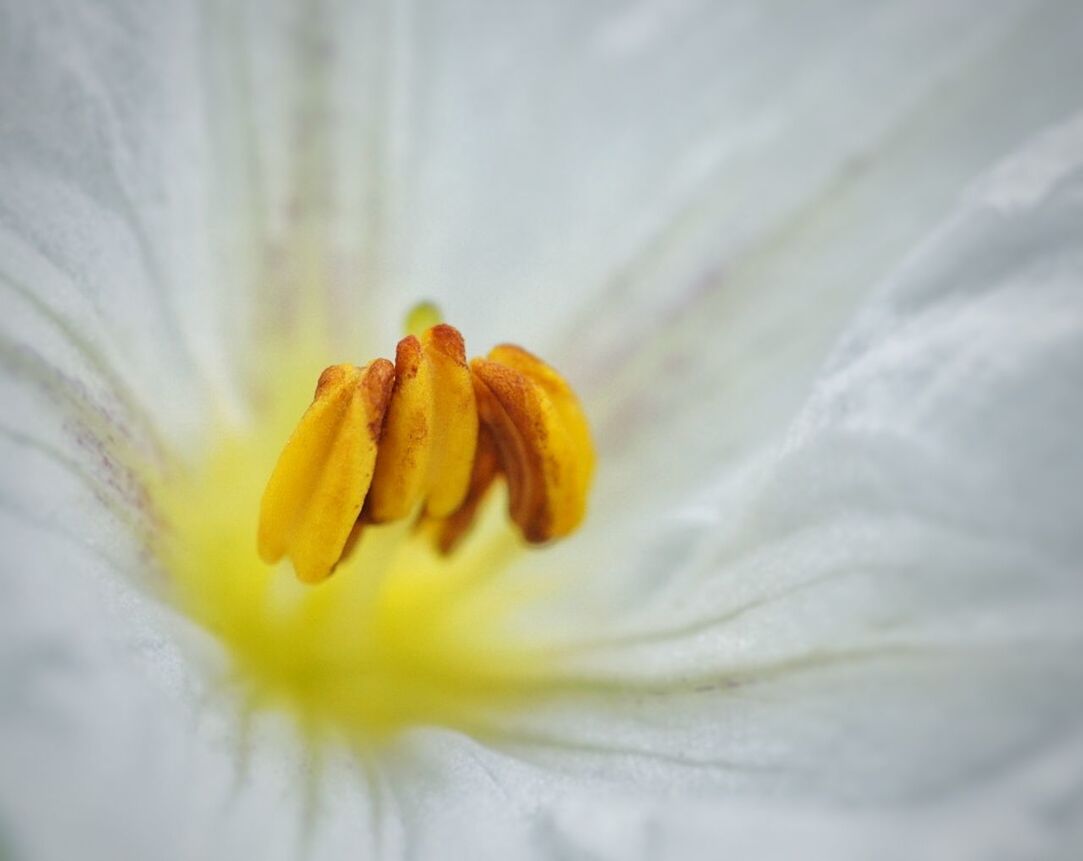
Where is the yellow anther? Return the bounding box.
[366,335,436,522]
[420,325,478,517]
[258,323,593,582]
[257,361,395,583]
[367,325,478,521]
[471,345,594,543]
[487,343,595,503]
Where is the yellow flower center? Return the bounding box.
[149,313,594,745]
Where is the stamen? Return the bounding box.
[257,361,394,583]
[258,323,593,582]
[367,325,478,521]
[471,345,594,543]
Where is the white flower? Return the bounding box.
[2,1,1082,859]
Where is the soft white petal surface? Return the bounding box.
[2,1,1083,860]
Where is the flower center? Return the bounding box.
[150,314,593,744]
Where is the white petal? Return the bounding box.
[4,3,1083,860]
[502,113,1083,825]
[1,2,213,433]
[0,1,350,436]
[3,109,1077,861]
[374,727,1083,860]
[345,0,1083,355]
[568,0,1083,520]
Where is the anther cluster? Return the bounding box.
[258,323,594,583]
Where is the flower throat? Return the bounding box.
[151,306,594,743]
